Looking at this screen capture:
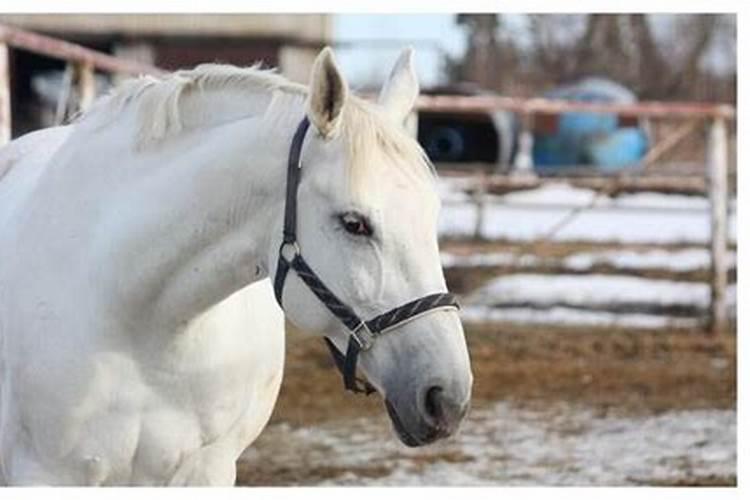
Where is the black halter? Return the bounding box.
[273,117,460,395]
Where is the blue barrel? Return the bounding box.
[532,78,649,173]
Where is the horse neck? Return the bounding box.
[104,91,304,330]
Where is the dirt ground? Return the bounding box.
[236,320,736,486]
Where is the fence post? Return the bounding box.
[0,42,10,145]
[707,116,729,335]
[75,61,95,112]
[513,112,535,175]
[472,173,487,240]
[54,63,75,125]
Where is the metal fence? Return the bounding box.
[422,94,734,335]
[0,22,735,334]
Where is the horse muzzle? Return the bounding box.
[385,383,470,447]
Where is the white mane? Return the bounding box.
[80,63,303,141]
[81,63,435,191]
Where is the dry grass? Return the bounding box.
[268,321,735,427]
[462,322,735,414]
[236,461,393,486]
[629,475,737,487]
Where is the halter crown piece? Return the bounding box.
[273,117,460,395]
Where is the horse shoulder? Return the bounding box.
[146,280,285,485]
[184,280,286,449]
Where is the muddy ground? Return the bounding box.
[236,321,736,486]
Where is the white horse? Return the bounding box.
[0,48,472,486]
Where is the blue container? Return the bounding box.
[532,78,649,173]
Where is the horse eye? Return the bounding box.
[340,212,373,237]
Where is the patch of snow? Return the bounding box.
[241,402,736,486]
[441,251,538,268]
[437,180,737,245]
[463,282,736,328]
[442,248,737,272]
[440,202,738,244]
[562,248,716,271]
[460,305,701,329]
[436,177,473,202]
[498,182,599,206]
[459,274,736,328]
[466,274,710,310]
[611,191,709,210]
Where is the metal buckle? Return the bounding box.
[279,241,301,263]
[351,322,375,351]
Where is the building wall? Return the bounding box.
[1,14,332,135]
[279,46,320,84]
[0,14,332,80]
[0,14,331,44]
[149,39,282,71]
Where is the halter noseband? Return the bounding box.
[273,117,460,395]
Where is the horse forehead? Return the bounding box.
[386,177,440,217]
[307,151,435,202]
[349,169,438,217]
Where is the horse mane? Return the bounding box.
[80,63,435,191]
[339,98,436,195]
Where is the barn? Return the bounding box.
[0,14,331,136]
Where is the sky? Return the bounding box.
[332,14,466,89]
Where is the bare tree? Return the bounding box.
[446,14,519,92]
[446,13,735,103]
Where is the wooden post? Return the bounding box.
[707,117,729,335]
[0,42,10,145]
[490,110,514,174]
[513,112,535,175]
[54,63,75,125]
[472,173,487,240]
[75,61,95,112]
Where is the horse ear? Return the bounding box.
[306,47,348,139]
[378,48,419,123]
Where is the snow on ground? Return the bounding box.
[461,305,701,329]
[436,176,474,202]
[438,180,737,245]
[561,247,737,272]
[467,274,709,309]
[241,402,735,486]
[442,247,737,272]
[499,183,600,206]
[461,274,736,328]
[437,180,737,328]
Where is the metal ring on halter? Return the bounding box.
[279,241,301,263]
[351,322,375,351]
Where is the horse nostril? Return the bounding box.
[424,386,445,423]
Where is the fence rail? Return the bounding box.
[439,168,709,196]
[420,95,733,335]
[0,22,164,143]
[0,23,163,76]
[0,23,734,334]
[416,94,735,119]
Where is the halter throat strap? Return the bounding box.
[273,117,310,305]
[273,117,459,395]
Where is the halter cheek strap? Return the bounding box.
[273,117,460,395]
